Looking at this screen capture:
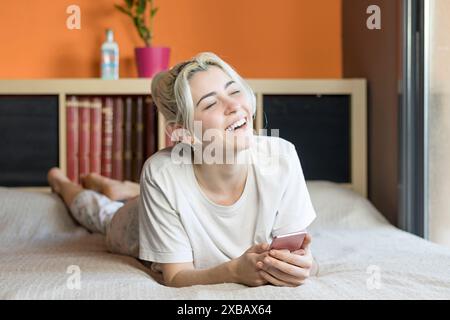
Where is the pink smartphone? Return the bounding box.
[269,230,307,251]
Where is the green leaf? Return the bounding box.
[135,17,147,29]
[133,16,150,43]
[136,0,146,15]
[114,4,132,17]
[133,16,142,28]
[116,0,155,46]
[125,0,133,9]
[139,26,150,39]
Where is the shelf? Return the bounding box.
[0,79,152,95]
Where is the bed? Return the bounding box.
[1,80,450,299]
[1,181,450,300]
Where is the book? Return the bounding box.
[101,97,114,178]
[90,97,102,174]
[133,96,145,182]
[111,96,124,180]
[66,93,158,183]
[66,95,79,183]
[123,96,133,181]
[78,97,91,180]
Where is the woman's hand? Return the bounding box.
[257,233,314,287]
[230,243,271,287]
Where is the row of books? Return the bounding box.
[66,95,157,184]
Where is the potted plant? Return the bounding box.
[115,0,170,78]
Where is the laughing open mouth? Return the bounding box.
[225,117,248,132]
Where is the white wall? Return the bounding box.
[428,0,450,248]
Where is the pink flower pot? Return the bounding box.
[135,47,170,78]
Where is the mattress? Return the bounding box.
[1,182,449,299]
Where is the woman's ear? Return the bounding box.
[167,123,194,145]
[166,123,182,135]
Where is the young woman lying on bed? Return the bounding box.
[48,52,318,288]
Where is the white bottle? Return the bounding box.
[101,29,119,79]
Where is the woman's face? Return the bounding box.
[189,66,254,155]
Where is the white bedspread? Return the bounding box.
[1,182,449,299]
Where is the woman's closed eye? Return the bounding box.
[205,102,216,109]
[204,91,241,110]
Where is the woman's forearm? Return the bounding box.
[166,259,238,287]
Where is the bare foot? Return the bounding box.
[79,172,105,193]
[80,173,139,201]
[47,167,84,207]
[47,167,71,194]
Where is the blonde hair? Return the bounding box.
[151,52,256,138]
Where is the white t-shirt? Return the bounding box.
[138,135,317,269]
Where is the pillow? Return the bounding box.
[306,181,390,230]
[0,187,85,242]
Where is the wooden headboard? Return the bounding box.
[0,79,366,197]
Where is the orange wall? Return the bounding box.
[0,0,341,79]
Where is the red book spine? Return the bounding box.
[133,96,144,182]
[123,96,133,181]
[101,97,114,178]
[90,97,102,174]
[66,96,79,183]
[112,96,124,180]
[78,97,91,179]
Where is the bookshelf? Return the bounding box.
[0,78,367,197]
[0,79,153,191]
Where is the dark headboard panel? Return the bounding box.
[263,94,351,183]
[248,79,367,197]
[0,95,59,186]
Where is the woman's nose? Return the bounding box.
[224,97,240,113]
